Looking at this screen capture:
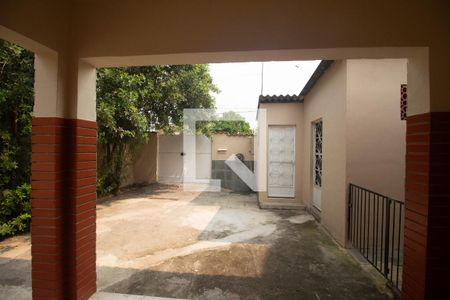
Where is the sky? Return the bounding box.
[209,60,321,127]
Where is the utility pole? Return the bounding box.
[260,62,264,95]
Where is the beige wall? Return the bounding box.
[0,1,69,53]
[212,134,254,161]
[1,0,449,120]
[121,133,158,187]
[71,0,446,115]
[302,61,348,245]
[133,132,159,184]
[301,59,407,246]
[346,59,407,201]
[258,102,304,206]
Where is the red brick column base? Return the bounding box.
[403,112,450,299]
[31,117,97,300]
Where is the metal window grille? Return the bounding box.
[313,121,323,187]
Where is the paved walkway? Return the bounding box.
[0,184,391,299]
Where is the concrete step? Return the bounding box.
[259,201,306,210]
[91,292,187,300]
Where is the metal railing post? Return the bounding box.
[348,184,353,241]
[384,198,391,277]
[347,184,403,294]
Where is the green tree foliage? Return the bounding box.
[0,40,219,236]
[97,65,217,195]
[204,111,253,136]
[127,65,218,133]
[0,40,33,238]
[96,68,149,195]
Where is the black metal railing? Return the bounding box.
[348,183,404,295]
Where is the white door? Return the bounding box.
[158,135,184,183]
[268,126,295,198]
[158,135,211,183]
[312,120,323,210]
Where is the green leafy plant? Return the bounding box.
[0,39,34,239]
[0,184,31,237]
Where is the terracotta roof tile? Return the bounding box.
[258,94,304,104]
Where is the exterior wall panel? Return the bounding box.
[302,61,347,245]
[346,59,407,201]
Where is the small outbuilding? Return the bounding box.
[257,59,407,245]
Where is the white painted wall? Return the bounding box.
[158,135,184,183]
[195,135,213,180]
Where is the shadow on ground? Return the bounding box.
[100,213,391,300]
[97,183,183,206]
[0,185,392,300]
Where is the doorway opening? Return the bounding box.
[0,43,422,298]
[91,58,405,299]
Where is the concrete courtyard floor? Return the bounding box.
[1,184,392,299]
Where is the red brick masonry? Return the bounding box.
[403,112,450,300]
[31,117,97,300]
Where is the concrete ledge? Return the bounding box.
[259,199,306,210]
[91,292,187,300]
